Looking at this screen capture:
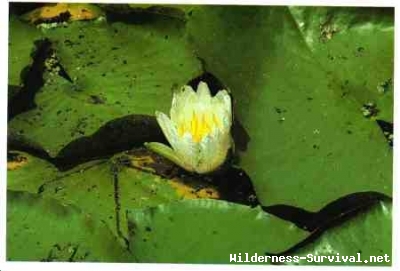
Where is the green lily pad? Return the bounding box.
[127,199,309,263]
[288,6,394,122]
[186,6,393,211]
[285,201,392,266]
[7,151,59,193]
[8,15,42,87]
[38,153,183,242]
[7,190,130,262]
[9,17,202,157]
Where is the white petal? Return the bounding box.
[155,112,202,173]
[197,81,211,98]
[155,111,180,150]
[221,109,233,130]
[212,90,232,129]
[196,130,231,173]
[170,86,196,123]
[180,85,197,107]
[182,85,196,94]
[170,91,184,123]
[213,90,232,113]
[173,133,200,172]
[144,142,185,169]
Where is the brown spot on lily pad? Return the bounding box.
[21,3,104,25]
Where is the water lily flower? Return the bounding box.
[145,81,232,174]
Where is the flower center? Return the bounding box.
[177,111,222,142]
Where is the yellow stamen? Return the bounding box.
[177,111,221,143]
[203,113,212,131]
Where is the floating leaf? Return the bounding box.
[37,151,197,242]
[9,17,202,157]
[38,149,262,246]
[7,190,130,262]
[8,15,42,87]
[7,151,58,193]
[289,6,394,122]
[187,6,393,211]
[284,201,392,266]
[127,199,309,263]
